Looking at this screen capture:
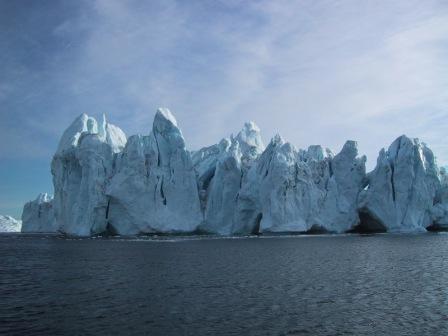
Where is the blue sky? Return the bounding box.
[1,0,448,218]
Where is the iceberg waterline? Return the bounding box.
[21,108,448,236]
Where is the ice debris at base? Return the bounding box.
[0,215,22,232]
[21,108,448,236]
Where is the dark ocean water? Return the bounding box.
[1,233,448,336]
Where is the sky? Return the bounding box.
[1,0,448,218]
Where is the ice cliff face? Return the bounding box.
[316,141,367,233]
[194,121,265,235]
[106,108,202,234]
[21,193,56,232]
[0,215,22,232]
[358,136,440,232]
[232,137,366,234]
[50,113,126,236]
[254,136,318,233]
[21,109,448,236]
[431,167,448,230]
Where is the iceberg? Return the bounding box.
[105,108,203,234]
[195,121,265,235]
[21,193,56,232]
[315,141,367,233]
[430,167,448,230]
[0,215,22,232]
[50,113,126,236]
[358,136,440,232]
[233,137,366,234]
[21,109,448,236]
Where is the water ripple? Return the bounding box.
[1,233,448,335]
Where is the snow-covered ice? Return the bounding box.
[0,215,22,232]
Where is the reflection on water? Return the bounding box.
[1,233,448,335]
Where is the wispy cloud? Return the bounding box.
[1,0,448,170]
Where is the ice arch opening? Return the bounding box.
[426,223,448,232]
[349,209,387,233]
[252,213,262,235]
[306,225,330,235]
